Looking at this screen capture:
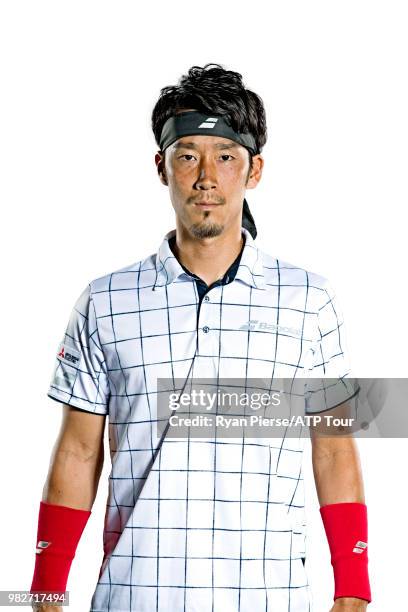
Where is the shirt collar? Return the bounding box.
[153,226,266,291]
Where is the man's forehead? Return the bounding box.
[171,136,243,150]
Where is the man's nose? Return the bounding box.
[194,158,217,190]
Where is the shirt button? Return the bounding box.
[203,326,210,333]
[204,295,210,301]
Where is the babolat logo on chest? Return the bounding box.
[57,342,81,366]
[240,320,302,337]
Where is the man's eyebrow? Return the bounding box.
[215,143,239,150]
[173,141,239,150]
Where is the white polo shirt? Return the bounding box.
[47,226,353,612]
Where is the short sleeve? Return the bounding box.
[47,284,110,415]
[305,279,359,414]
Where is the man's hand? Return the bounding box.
[330,597,368,611]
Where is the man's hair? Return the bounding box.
[151,63,267,159]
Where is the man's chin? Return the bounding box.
[189,222,224,239]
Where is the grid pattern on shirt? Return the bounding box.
[46,226,353,612]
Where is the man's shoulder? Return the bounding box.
[87,251,157,294]
[260,248,331,294]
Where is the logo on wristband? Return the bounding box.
[353,540,368,554]
[36,540,51,554]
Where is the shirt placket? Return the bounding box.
[196,284,222,358]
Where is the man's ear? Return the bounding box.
[246,154,264,189]
[155,151,168,186]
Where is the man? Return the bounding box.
[30,64,371,611]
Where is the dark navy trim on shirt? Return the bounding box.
[168,234,246,302]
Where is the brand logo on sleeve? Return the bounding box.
[57,343,81,366]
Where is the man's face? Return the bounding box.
[155,132,263,240]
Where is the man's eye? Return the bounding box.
[220,154,234,161]
[179,154,195,161]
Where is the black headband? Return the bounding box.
[159,110,258,239]
[159,110,259,156]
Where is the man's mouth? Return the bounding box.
[194,201,221,208]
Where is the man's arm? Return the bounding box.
[310,424,369,610]
[31,403,106,611]
[311,425,364,507]
[44,403,106,508]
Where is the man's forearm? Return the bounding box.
[42,441,104,509]
[31,445,103,612]
[311,435,365,505]
[312,434,370,608]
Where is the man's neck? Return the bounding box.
[170,229,245,286]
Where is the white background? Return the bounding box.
[1,1,407,610]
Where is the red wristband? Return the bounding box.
[320,502,371,603]
[30,501,91,593]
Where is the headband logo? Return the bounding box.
[198,117,219,129]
